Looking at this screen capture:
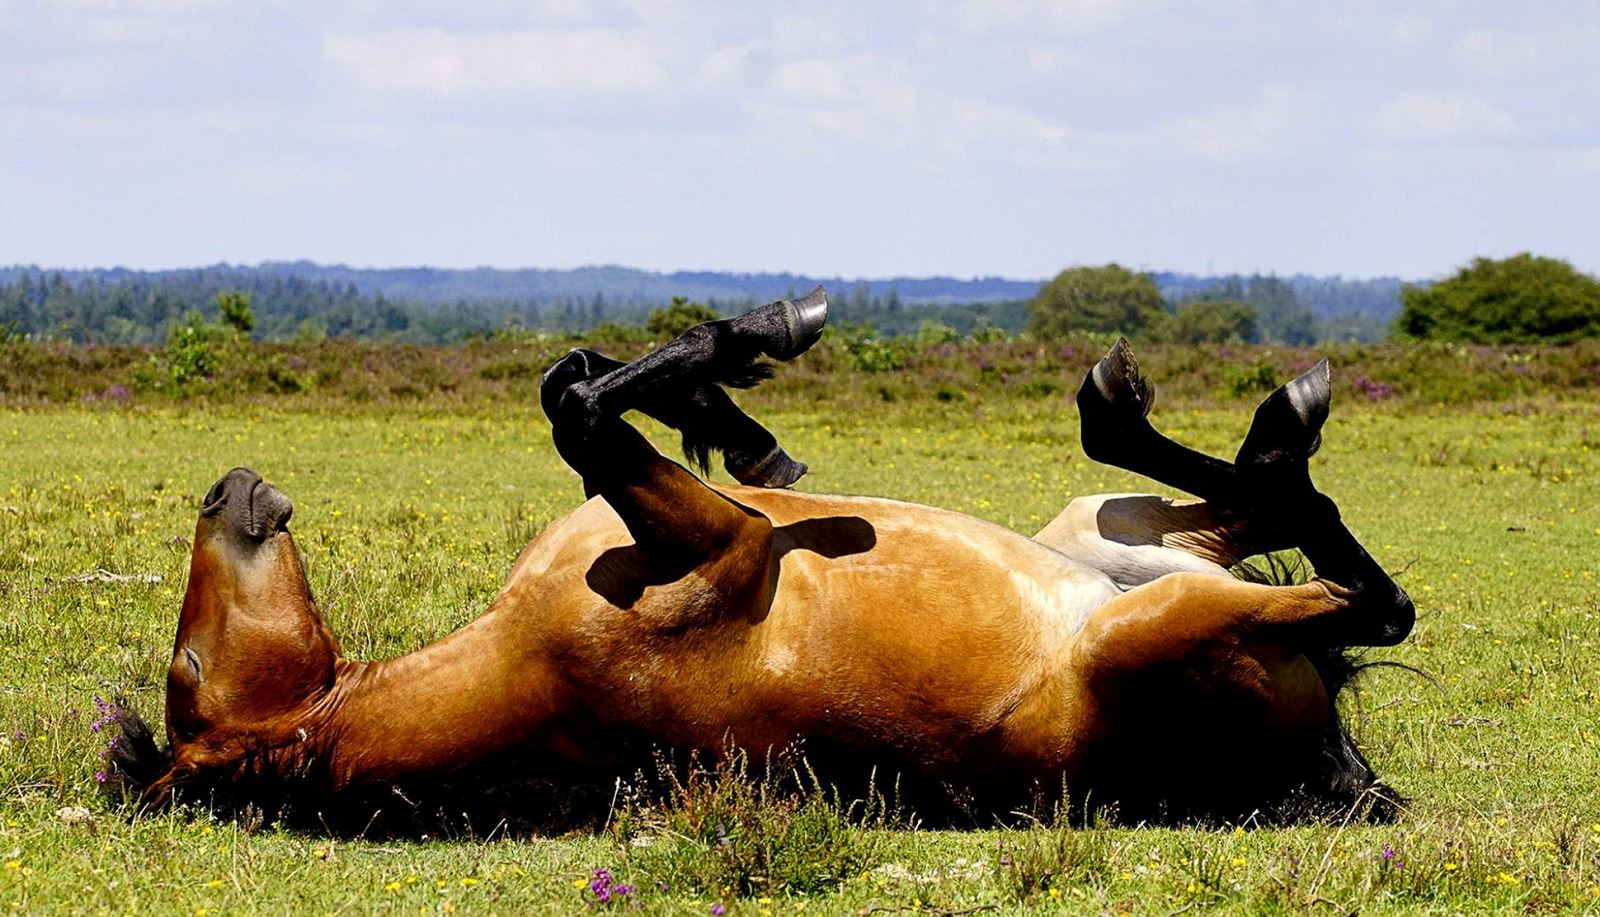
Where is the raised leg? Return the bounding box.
[542,348,807,488]
[540,291,827,560]
[1075,340,1413,647]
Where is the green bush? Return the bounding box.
[1028,264,1167,340]
[1397,254,1600,344]
[1222,355,1279,398]
[164,313,221,385]
[612,749,887,899]
[836,324,907,373]
[646,297,720,340]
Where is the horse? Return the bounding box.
[110,288,1414,829]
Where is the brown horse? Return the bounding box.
[111,290,1413,828]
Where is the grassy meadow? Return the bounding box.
[2,340,1600,913]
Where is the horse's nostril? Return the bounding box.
[202,479,228,514]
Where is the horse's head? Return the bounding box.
[116,468,342,810]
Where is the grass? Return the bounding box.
[2,371,1599,913]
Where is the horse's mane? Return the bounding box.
[1232,553,1408,824]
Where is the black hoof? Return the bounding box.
[774,286,829,361]
[1077,338,1156,462]
[1090,337,1156,419]
[727,444,808,488]
[1235,359,1330,469]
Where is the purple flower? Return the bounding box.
[1380,844,1396,861]
[94,770,108,784]
[711,906,726,916]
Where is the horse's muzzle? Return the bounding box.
[203,467,294,541]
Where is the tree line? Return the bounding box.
[1027,255,1600,345]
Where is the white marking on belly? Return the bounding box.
[764,642,797,676]
[1008,568,1118,639]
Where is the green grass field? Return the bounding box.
[2,387,1598,913]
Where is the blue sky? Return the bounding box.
[2,1,1597,279]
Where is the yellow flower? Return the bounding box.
[3,861,19,870]
[1232,857,1246,867]
[1048,887,1061,898]
[1443,862,1458,871]
[572,878,587,889]
[385,882,402,892]
[205,880,224,889]
[459,877,476,887]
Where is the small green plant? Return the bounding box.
[915,321,961,345]
[612,748,887,898]
[1222,355,1280,397]
[164,312,220,385]
[995,820,1110,903]
[216,290,255,336]
[835,323,907,373]
[646,297,720,340]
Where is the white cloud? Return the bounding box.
[1454,26,1593,79]
[946,0,1146,34]
[321,27,666,97]
[1370,90,1513,140]
[1160,84,1320,160]
[1387,15,1432,46]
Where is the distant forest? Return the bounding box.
[0,262,1407,345]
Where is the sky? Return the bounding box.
[1,1,1597,280]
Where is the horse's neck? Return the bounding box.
[324,616,564,784]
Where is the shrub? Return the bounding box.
[611,748,888,899]
[164,313,221,385]
[646,297,720,340]
[1397,253,1600,344]
[1222,355,1279,397]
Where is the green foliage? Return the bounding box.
[995,821,1110,903]
[835,323,907,373]
[216,290,254,336]
[1154,300,1259,344]
[913,321,962,345]
[967,323,1009,344]
[1397,253,1600,344]
[612,750,886,898]
[1028,264,1167,339]
[163,312,221,385]
[1222,354,1280,397]
[1245,275,1317,345]
[645,297,720,340]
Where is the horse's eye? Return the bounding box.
[184,647,203,681]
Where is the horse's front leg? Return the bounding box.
[539,292,825,563]
[541,347,807,488]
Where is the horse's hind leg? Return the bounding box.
[1077,339,1328,506]
[1075,341,1412,646]
[542,348,807,487]
[1076,339,1246,504]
